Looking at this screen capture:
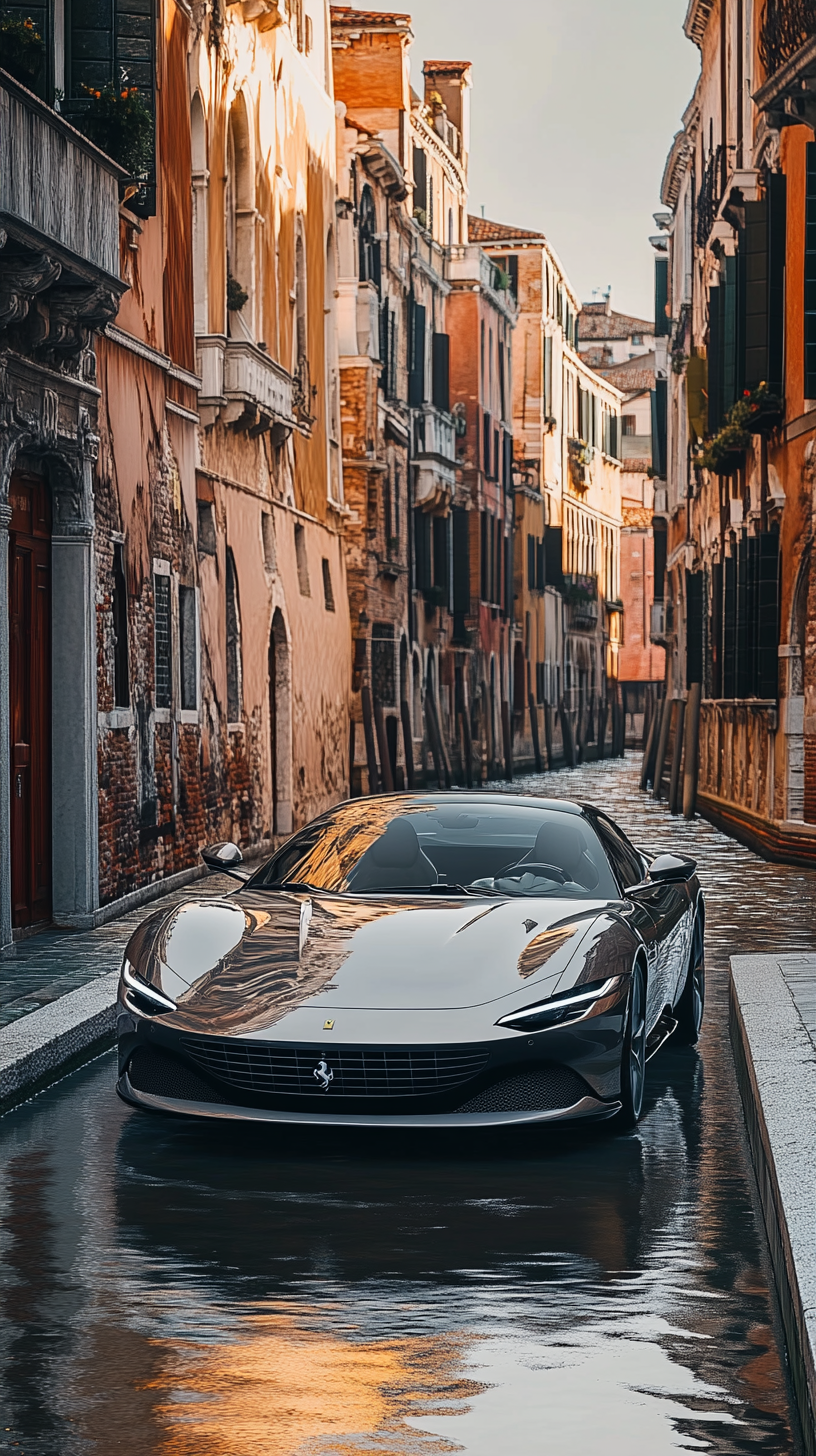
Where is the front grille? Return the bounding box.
[455,1065,589,1113]
[181,1035,490,1100]
[128,1046,229,1103]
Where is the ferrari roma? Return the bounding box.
[116,793,705,1131]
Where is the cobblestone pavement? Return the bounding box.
[0,873,237,1027]
[0,753,812,1453]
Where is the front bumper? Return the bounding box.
[117,1070,621,1127]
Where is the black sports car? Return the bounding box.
[116,793,705,1131]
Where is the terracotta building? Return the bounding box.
[474,217,625,768]
[650,0,816,854]
[578,300,665,743]
[1,0,351,948]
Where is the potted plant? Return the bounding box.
[78,80,153,179]
[0,11,45,91]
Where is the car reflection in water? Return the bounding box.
[74,1042,792,1456]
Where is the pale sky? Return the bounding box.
[366,0,701,321]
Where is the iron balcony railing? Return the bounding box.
[759,0,816,78]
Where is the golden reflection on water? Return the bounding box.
[149,1307,482,1456]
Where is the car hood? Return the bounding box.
[128,890,635,1038]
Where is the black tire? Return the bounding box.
[673,912,705,1045]
[614,959,647,1130]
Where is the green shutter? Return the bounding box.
[758,532,780,699]
[723,553,736,699]
[722,254,738,415]
[767,174,787,397]
[686,572,704,686]
[453,508,470,615]
[432,333,450,412]
[408,302,426,407]
[414,509,431,592]
[708,284,722,432]
[742,198,769,391]
[654,257,669,337]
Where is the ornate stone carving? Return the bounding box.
[0,253,61,329]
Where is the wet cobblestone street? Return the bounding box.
[0,754,813,1455]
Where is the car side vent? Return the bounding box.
[455,1065,589,1113]
[128,1047,229,1104]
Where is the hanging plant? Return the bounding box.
[78,81,153,177]
[227,271,249,312]
[696,383,783,474]
[0,11,45,88]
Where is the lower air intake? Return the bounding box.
[128,1047,229,1104]
[455,1065,589,1113]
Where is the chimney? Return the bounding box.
[422,60,471,165]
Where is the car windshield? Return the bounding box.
[247,798,619,900]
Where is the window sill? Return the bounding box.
[98,708,134,730]
[179,709,200,726]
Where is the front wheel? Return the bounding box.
[614,961,647,1130]
[673,913,705,1045]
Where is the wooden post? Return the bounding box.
[349,719,357,796]
[652,693,673,799]
[543,701,553,770]
[460,706,474,788]
[425,692,448,789]
[400,698,415,789]
[528,694,543,772]
[360,685,380,794]
[668,698,686,813]
[597,696,608,760]
[639,698,658,791]
[575,685,585,764]
[501,698,513,781]
[559,698,575,767]
[683,681,703,818]
[373,699,394,793]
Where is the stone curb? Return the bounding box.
[0,971,119,1113]
[730,954,816,1456]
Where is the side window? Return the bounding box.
[590,812,644,890]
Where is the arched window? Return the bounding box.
[191,93,208,335]
[226,96,253,335]
[226,550,243,723]
[358,186,380,291]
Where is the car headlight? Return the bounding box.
[121,957,178,1014]
[495,975,625,1032]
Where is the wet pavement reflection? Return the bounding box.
[0,754,812,1455]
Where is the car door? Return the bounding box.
[584,811,664,1033]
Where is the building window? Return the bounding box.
[295,522,310,596]
[197,499,217,555]
[622,414,637,437]
[226,551,242,722]
[372,623,396,706]
[112,542,129,708]
[632,333,643,346]
[262,512,276,574]
[154,571,171,709]
[358,185,380,290]
[179,586,198,712]
[322,558,335,612]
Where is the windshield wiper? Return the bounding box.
[263,880,321,893]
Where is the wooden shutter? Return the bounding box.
[710,561,723,698]
[414,509,431,591]
[736,535,750,698]
[505,533,513,618]
[536,539,545,590]
[527,534,535,589]
[708,284,722,433]
[453,508,470,615]
[722,254,738,416]
[723,553,737,699]
[686,572,703,685]
[480,512,488,601]
[543,334,553,417]
[758,531,780,699]
[408,301,426,407]
[742,198,769,392]
[67,0,113,101]
[483,411,492,476]
[508,256,519,299]
[544,526,564,592]
[432,516,450,605]
[412,147,427,216]
[432,333,450,412]
[650,381,667,477]
[654,257,669,337]
[767,173,787,397]
[806,143,816,399]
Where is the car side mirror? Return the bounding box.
[201,842,249,881]
[648,852,697,883]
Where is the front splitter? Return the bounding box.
[118,1073,621,1129]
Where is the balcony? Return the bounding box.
[755,2,816,128]
[564,573,598,631]
[413,403,456,511]
[197,334,295,436]
[0,70,126,360]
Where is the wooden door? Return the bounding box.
[8,476,51,928]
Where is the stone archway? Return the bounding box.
[268,607,292,837]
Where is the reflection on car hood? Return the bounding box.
[141,891,623,1035]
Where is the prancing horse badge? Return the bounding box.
[313,1059,334,1092]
